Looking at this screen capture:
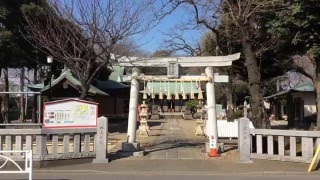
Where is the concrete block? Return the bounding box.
[122,142,140,152]
[92,159,109,163]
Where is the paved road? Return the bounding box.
[2,172,320,180]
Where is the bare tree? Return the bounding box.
[157,0,285,127]
[22,0,155,99]
[163,31,203,56]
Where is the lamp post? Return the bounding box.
[47,56,53,99]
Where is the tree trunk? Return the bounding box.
[20,68,25,122]
[241,38,266,128]
[79,83,90,100]
[3,67,9,124]
[314,61,320,128]
[0,67,3,123]
[315,80,320,127]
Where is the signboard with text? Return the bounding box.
[43,98,98,128]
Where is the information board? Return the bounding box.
[43,99,98,128]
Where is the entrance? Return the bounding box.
[117,53,240,156]
[167,100,175,112]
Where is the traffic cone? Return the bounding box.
[209,136,220,157]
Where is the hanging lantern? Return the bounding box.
[190,81,195,99]
[167,81,172,100]
[175,81,179,100]
[143,81,147,99]
[159,81,163,100]
[197,81,203,100]
[181,80,187,100]
[151,81,155,99]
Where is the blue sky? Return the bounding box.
[135,7,204,55]
[60,0,205,56]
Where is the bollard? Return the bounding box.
[93,116,109,163]
[238,117,253,163]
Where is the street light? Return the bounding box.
[47,56,53,64]
[47,56,53,99]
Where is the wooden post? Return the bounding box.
[93,116,109,163]
[238,117,253,163]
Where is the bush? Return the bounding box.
[233,109,244,119]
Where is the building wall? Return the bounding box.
[292,92,316,117]
[95,96,128,118]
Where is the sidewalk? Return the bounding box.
[36,118,318,175]
[36,159,312,175]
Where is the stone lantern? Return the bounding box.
[195,102,205,136]
[138,101,149,137]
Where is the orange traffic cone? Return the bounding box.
[209,136,220,157]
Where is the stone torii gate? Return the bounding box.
[117,53,240,154]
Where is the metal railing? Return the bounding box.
[0,150,33,180]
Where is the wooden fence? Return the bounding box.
[0,117,108,163]
[239,117,320,163]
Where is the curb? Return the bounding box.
[33,169,316,176]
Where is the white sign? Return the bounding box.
[209,136,217,149]
[43,99,98,128]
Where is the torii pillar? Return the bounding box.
[205,67,218,142]
[122,67,142,153]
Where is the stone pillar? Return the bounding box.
[127,67,140,143]
[205,67,218,141]
[238,117,253,163]
[93,116,109,163]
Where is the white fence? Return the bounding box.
[0,150,32,180]
[205,119,254,138]
[217,120,239,138]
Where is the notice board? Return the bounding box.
[43,98,98,128]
